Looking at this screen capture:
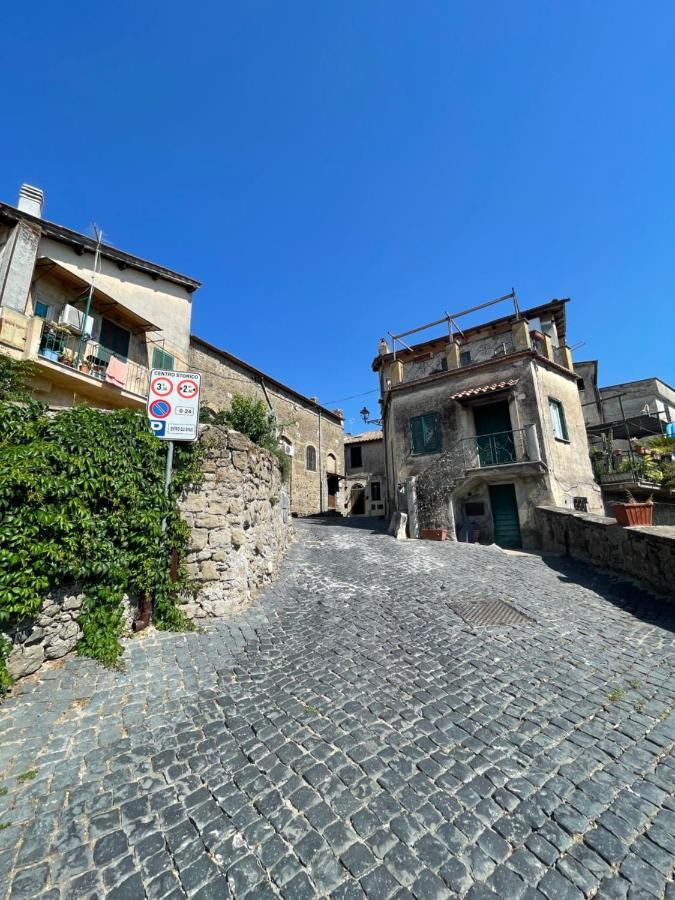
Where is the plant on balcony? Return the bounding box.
[611,490,654,527]
[59,348,76,367]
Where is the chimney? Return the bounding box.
[17,184,44,218]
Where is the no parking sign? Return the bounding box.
[147,369,201,441]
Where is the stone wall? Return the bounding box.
[4,426,293,682]
[535,505,675,598]
[190,338,345,516]
[178,425,294,618]
[5,591,137,681]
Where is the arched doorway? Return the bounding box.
[350,483,366,516]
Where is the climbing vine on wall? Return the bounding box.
[0,401,203,686]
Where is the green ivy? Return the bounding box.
[0,403,203,686]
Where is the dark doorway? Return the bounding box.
[99,319,131,358]
[488,483,522,548]
[327,474,339,510]
[350,484,365,515]
[474,401,515,466]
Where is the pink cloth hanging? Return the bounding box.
[105,356,129,388]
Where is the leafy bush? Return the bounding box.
[0,355,37,402]
[0,403,202,684]
[207,395,290,482]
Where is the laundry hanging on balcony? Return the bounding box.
[105,355,129,388]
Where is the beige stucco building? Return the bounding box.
[373,298,603,549]
[344,432,387,518]
[190,336,345,517]
[0,184,199,408]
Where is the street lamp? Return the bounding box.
[360,406,370,424]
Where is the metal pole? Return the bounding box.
[76,226,102,367]
[618,396,637,473]
[161,440,174,533]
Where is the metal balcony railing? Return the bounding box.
[37,321,150,398]
[461,425,541,470]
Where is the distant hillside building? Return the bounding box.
[344,432,386,518]
[0,183,199,408]
[190,336,344,517]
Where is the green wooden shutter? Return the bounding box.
[410,416,425,453]
[422,413,441,452]
[152,347,175,371]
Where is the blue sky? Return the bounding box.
[2,1,674,433]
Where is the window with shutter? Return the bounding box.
[548,398,569,441]
[152,347,175,371]
[410,412,441,454]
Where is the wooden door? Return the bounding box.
[488,483,522,548]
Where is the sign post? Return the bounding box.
[146,369,202,531]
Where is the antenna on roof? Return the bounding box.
[75,224,103,367]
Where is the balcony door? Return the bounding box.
[473,401,515,466]
[99,319,130,359]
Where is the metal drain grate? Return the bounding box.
[450,598,533,626]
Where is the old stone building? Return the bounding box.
[373,297,603,549]
[190,336,344,517]
[344,431,387,518]
[0,184,199,408]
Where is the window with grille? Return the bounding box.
[548,398,569,441]
[152,347,175,371]
[410,412,441,455]
[306,445,317,471]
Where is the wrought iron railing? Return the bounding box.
[461,425,541,469]
[37,322,149,398]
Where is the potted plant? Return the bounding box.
[421,527,447,541]
[611,491,654,527]
[59,347,76,367]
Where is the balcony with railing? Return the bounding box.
[36,320,150,401]
[460,424,543,471]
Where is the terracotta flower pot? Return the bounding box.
[611,503,653,527]
[421,528,447,541]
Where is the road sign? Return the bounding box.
[147,369,201,441]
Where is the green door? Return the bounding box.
[488,483,522,548]
[473,401,515,466]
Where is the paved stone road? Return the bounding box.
[1,518,675,900]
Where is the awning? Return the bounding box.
[449,379,519,401]
[34,257,161,333]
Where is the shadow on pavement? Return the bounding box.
[541,553,675,635]
[294,515,389,535]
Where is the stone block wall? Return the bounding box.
[178,425,294,618]
[4,425,293,682]
[535,506,675,598]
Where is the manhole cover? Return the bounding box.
[450,598,533,626]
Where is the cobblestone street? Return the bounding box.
[1,518,674,899]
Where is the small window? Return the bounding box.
[306,445,317,471]
[573,497,588,512]
[152,347,175,371]
[410,412,441,455]
[549,398,569,441]
[577,379,585,392]
[34,300,50,319]
[350,445,363,468]
[371,482,381,501]
[464,501,485,517]
[460,350,472,367]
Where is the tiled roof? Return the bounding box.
[448,379,518,401]
[345,430,383,444]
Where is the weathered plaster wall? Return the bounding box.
[190,340,344,516]
[39,237,194,369]
[344,438,386,516]
[536,506,675,598]
[178,425,294,618]
[531,361,603,513]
